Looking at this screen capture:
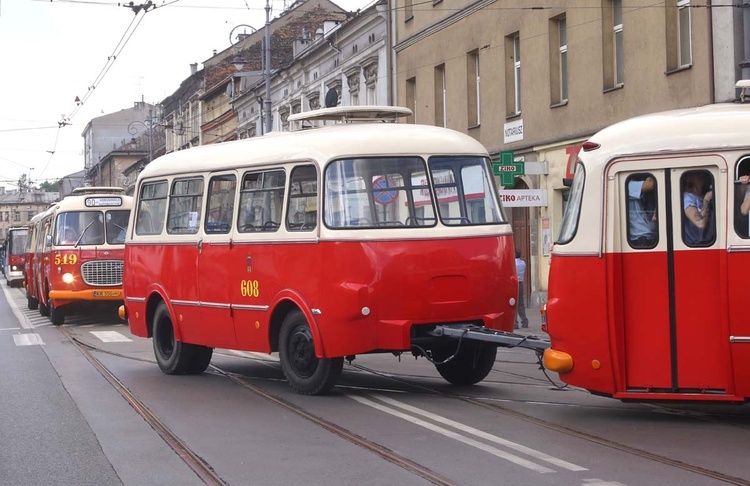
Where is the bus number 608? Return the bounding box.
[240,280,259,297]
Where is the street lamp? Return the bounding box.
[128,108,155,163]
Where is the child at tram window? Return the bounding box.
[627,175,657,247]
[736,175,750,237]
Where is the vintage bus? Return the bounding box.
[543,103,750,403]
[121,106,517,395]
[4,226,28,287]
[29,187,132,325]
[24,212,45,310]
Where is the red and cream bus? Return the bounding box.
[29,187,132,325]
[3,226,27,287]
[121,106,517,395]
[23,213,45,309]
[544,103,750,403]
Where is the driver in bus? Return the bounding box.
[60,227,78,245]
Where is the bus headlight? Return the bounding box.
[11,265,18,271]
[62,273,74,284]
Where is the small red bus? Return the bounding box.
[3,226,27,287]
[29,187,132,325]
[23,213,45,309]
[544,103,750,403]
[122,106,517,395]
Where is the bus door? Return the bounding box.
[197,173,238,349]
[615,160,727,394]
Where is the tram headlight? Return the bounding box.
[11,265,17,271]
[62,273,74,284]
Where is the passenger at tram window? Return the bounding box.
[682,171,715,246]
[626,175,658,248]
[59,227,78,245]
[735,163,750,237]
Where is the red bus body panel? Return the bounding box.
[125,235,516,357]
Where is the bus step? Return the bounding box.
[431,324,551,352]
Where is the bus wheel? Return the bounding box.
[279,310,343,395]
[26,291,38,311]
[186,346,213,375]
[434,342,497,386]
[152,302,194,375]
[39,299,49,317]
[49,304,65,326]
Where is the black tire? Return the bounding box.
[152,302,211,375]
[27,290,38,311]
[279,310,343,395]
[49,303,64,326]
[39,299,49,317]
[434,342,497,386]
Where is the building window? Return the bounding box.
[549,16,568,105]
[666,0,692,70]
[602,0,624,88]
[405,0,413,21]
[406,77,417,124]
[434,64,446,127]
[467,50,480,127]
[505,33,521,116]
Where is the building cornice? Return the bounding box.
[393,0,497,53]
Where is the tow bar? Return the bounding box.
[431,324,551,352]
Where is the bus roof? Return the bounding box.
[71,186,125,195]
[585,103,750,165]
[138,122,490,180]
[287,106,412,123]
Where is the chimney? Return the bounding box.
[190,63,198,75]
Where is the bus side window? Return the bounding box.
[625,173,658,249]
[136,181,168,235]
[734,155,750,238]
[286,165,318,232]
[238,170,286,233]
[205,174,237,234]
[167,178,204,235]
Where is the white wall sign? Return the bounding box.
[503,119,524,143]
[498,189,548,207]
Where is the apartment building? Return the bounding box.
[393,0,746,304]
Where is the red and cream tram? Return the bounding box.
[121,106,517,395]
[544,103,750,403]
[28,187,132,325]
[4,226,28,287]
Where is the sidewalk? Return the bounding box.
[513,303,546,336]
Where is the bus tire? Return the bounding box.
[39,299,49,317]
[27,292,38,311]
[152,302,193,375]
[186,346,213,374]
[435,342,497,386]
[279,310,343,395]
[49,304,64,326]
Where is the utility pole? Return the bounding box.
[264,0,272,134]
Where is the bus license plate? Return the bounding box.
[94,290,120,297]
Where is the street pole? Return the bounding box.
[147,108,154,162]
[264,0,272,134]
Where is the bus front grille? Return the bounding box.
[81,260,123,287]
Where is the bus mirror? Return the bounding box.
[563,178,573,187]
[45,234,53,247]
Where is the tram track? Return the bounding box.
[348,362,750,486]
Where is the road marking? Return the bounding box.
[582,480,627,486]
[372,393,587,471]
[1,284,33,329]
[0,327,22,331]
[90,331,133,343]
[349,394,556,473]
[14,333,44,346]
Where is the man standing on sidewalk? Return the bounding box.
[515,249,529,329]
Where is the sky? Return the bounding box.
[0,0,374,190]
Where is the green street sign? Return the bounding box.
[492,151,523,186]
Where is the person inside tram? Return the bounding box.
[627,175,658,247]
[682,171,715,245]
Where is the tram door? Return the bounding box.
[615,160,726,393]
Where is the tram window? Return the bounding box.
[557,162,585,244]
[625,174,658,249]
[680,170,715,247]
[429,156,503,226]
[734,155,750,238]
[167,177,204,235]
[287,165,318,232]
[205,175,237,234]
[324,157,437,229]
[136,181,168,235]
[238,170,285,233]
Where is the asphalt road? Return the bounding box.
[1,284,749,486]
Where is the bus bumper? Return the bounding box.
[543,348,573,373]
[49,289,123,301]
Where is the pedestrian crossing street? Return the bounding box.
[2,285,132,347]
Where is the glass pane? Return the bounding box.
[560,50,568,100]
[56,211,104,246]
[559,18,566,46]
[287,165,318,232]
[167,178,204,234]
[205,175,236,234]
[558,163,585,244]
[626,174,658,249]
[238,170,285,233]
[679,6,691,66]
[106,210,130,244]
[681,170,715,247]
[615,30,624,84]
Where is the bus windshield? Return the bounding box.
[324,155,503,229]
[56,210,129,246]
[557,162,585,244]
[10,230,27,255]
